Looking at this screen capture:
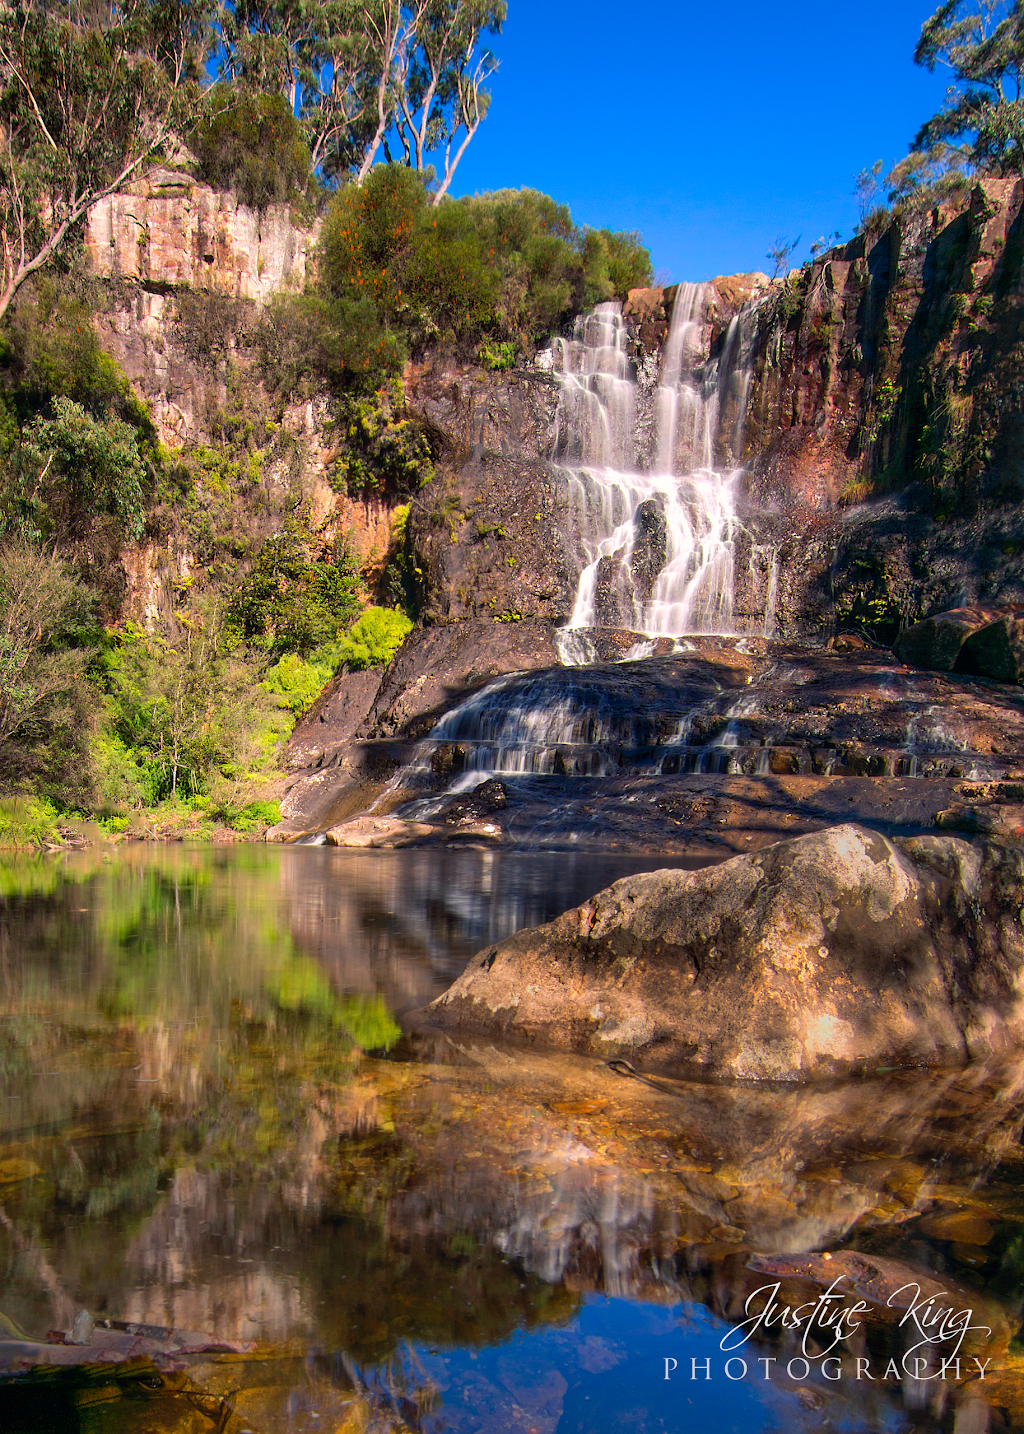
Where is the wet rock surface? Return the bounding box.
[275,631,1024,845]
[410,453,573,627]
[426,823,1024,1080]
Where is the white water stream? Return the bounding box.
[551,288,759,646]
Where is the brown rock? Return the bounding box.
[426,824,1024,1081]
[325,816,437,848]
[85,169,315,302]
[893,606,1002,673]
[917,1208,995,1245]
[623,287,666,323]
[285,668,382,772]
[959,610,1024,684]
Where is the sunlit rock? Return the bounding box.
[427,823,1024,1080]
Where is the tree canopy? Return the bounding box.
[0,0,508,320]
[914,0,1024,173]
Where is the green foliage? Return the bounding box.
[227,522,362,656]
[8,397,150,544]
[229,799,281,833]
[332,605,412,670]
[914,0,1024,175]
[0,795,61,848]
[100,606,281,804]
[261,649,337,714]
[259,291,406,399]
[0,2,195,321]
[0,543,95,800]
[0,277,158,553]
[333,381,436,496]
[2,277,154,430]
[194,85,315,211]
[855,150,972,232]
[312,166,653,390]
[478,339,516,371]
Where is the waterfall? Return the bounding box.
[552,286,758,649]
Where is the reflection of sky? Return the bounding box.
[391,1296,911,1434]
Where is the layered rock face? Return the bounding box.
[82,174,404,626]
[427,824,1024,1081]
[85,166,316,303]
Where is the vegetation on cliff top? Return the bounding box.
[260,163,652,395]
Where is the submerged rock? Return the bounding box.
[426,824,1024,1081]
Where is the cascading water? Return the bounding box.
[552,287,758,647]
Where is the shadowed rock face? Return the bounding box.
[426,824,1024,1081]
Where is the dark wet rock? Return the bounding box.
[441,779,508,826]
[591,553,622,627]
[271,623,560,839]
[410,451,573,626]
[406,358,561,463]
[285,667,382,772]
[893,603,1024,685]
[893,606,1005,674]
[936,800,1024,841]
[959,608,1024,684]
[426,824,1024,1081]
[363,621,561,740]
[630,499,668,601]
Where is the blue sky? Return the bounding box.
[446,0,954,283]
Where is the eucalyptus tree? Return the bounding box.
[223,0,507,198]
[383,0,505,202]
[914,0,1024,173]
[0,0,205,323]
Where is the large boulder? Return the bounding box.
[892,606,1001,672]
[893,604,1024,683]
[426,824,1024,1081]
[959,608,1024,684]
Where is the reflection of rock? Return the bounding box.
[428,824,1024,1080]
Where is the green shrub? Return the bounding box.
[100,607,282,805]
[91,730,148,814]
[0,544,96,801]
[229,799,281,834]
[2,276,155,432]
[333,381,435,497]
[479,340,517,372]
[259,292,405,401]
[312,167,654,390]
[0,795,61,848]
[227,522,362,656]
[194,86,315,212]
[333,606,412,671]
[8,397,150,544]
[261,650,336,715]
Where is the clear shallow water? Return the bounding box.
[2,846,1024,1433]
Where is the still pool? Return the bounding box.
[1,844,1023,1432]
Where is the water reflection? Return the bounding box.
[2,847,1024,1431]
